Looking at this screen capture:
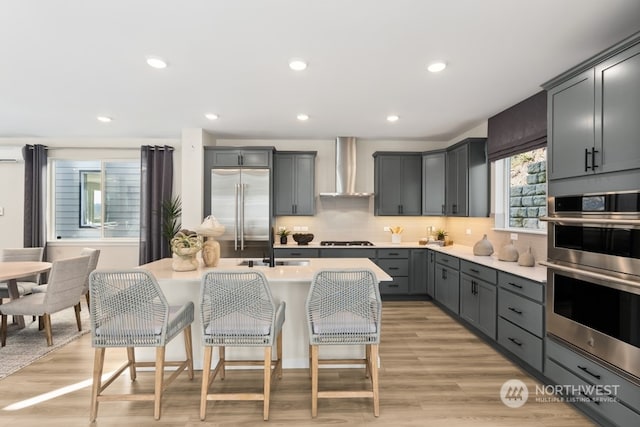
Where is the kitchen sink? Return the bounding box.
[237,259,310,267]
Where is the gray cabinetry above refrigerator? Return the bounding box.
[209,148,272,168]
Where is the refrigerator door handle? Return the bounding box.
[234,183,239,250]
[240,183,246,250]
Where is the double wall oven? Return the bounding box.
[543,191,640,381]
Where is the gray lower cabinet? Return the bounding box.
[426,249,436,297]
[409,249,427,295]
[373,152,422,216]
[377,249,409,295]
[445,138,489,217]
[546,338,640,427]
[318,248,376,259]
[459,261,497,339]
[422,151,446,215]
[274,151,316,216]
[274,248,319,258]
[496,272,544,372]
[434,253,460,314]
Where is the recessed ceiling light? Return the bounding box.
[96,116,112,123]
[146,56,168,69]
[386,115,399,123]
[289,59,307,71]
[427,61,447,73]
[297,113,309,121]
[205,113,219,120]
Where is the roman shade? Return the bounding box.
[487,90,547,162]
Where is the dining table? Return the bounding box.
[0,261,52,328]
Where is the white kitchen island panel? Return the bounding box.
[135,257,391,369]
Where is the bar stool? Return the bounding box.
[305,269,382,417]
[199,270,285,421]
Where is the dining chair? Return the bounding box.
[0,255,90,347]
[88,270,194,421]
[199,270,286,421]
[0,247,45,299]
[32,248,100,309]
[305,269,382,417]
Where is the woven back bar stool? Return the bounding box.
[199,270,286,421]
[88,270,194,421]
[305,269,382,417]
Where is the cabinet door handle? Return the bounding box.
[577,365,601,380]
[470,268,480,273]
[507,282,523,289]
[472,280,477,295]
[389,284,399,288]
[442,269,447,279]
[389,252,399,256]
[452,204,458,214]
[239,154,244,166]
[441,258,449,263]
[591,149,599,170]
[389,267,399,270]
[441,204,445,214]
[508,307,523,315]
[508,337,523,347]
[584,148,590,172]
[290,252,301,256]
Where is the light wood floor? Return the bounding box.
[0,301,593,426]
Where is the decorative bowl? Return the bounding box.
[292,233,314,245]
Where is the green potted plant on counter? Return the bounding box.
[277,228,291,244]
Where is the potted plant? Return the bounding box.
[436,229,448,241]
[277,228,291,244]
[170,229,202,271]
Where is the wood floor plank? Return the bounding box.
[0,301,594,426]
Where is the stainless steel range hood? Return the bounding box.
[319,137,374,197]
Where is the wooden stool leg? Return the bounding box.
[263,346,272,421]
[74,303,82,331]
[90,348,105,422]
[1,314,7,347]
[154,347,165,420]
[276,330,283,379]
[43,313,53,346]
[365,344,371,378]
[183,325,194,379]
[219,346,226,380]
[370,344,380,417]
[311,344,319,417]
[308,344,312,378]
[127,347,137,380]
[200,346,213,421]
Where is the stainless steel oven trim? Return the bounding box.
[546,264,640,381]
[541,216,640,226]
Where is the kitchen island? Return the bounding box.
[137,257,392,369]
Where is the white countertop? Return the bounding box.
[139,257,393,283]
[275,241,547,283]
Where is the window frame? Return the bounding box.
[493,150,547,235]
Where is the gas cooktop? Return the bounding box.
[319,241,375,246]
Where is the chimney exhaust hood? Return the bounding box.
[319,137,374,197]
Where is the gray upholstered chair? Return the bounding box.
[199,270,286,421]
[32,247,100,309]
[88,270,194,422]
[0,255,90,347]
[0,247,45,299]
[305,269,382,417]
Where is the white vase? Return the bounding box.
[171,247,200,271]
[518,246,535,267]
[473,234,494,256]
[498,240,519,262]
[202,238,221,267]
[391,234,401,244]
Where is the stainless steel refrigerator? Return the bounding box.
[209,168,271,258]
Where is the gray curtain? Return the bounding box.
[22,144,48,254]
[139,145,174,265]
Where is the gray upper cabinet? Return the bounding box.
[545,34,640,181]
[373,152,422,216]
[422,151,446,216]
[209,148,272,168]
[445,138,489,217]
[274,151,316,216]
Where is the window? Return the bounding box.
[51,160,140,239]
[494,147,547,232]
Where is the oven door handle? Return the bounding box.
[541,261,640,290]
[540,216,640,226]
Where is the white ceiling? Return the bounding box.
[1,0,639,141]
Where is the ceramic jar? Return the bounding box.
[498,240,519,262]
[518,246,535,267]
[473,234,494,256]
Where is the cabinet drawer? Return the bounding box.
[377,259,409,277]
[498,272,543,303]
[377,248,409,259]
[460,260,497,284]
[498,288,544,338]
[546,339,640,407]
[319,248,376,259]
[545,359,640,427]
[435,252,460,269]
[379,277,409,294]
[274,248,319,258]
[498,318,543,372]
